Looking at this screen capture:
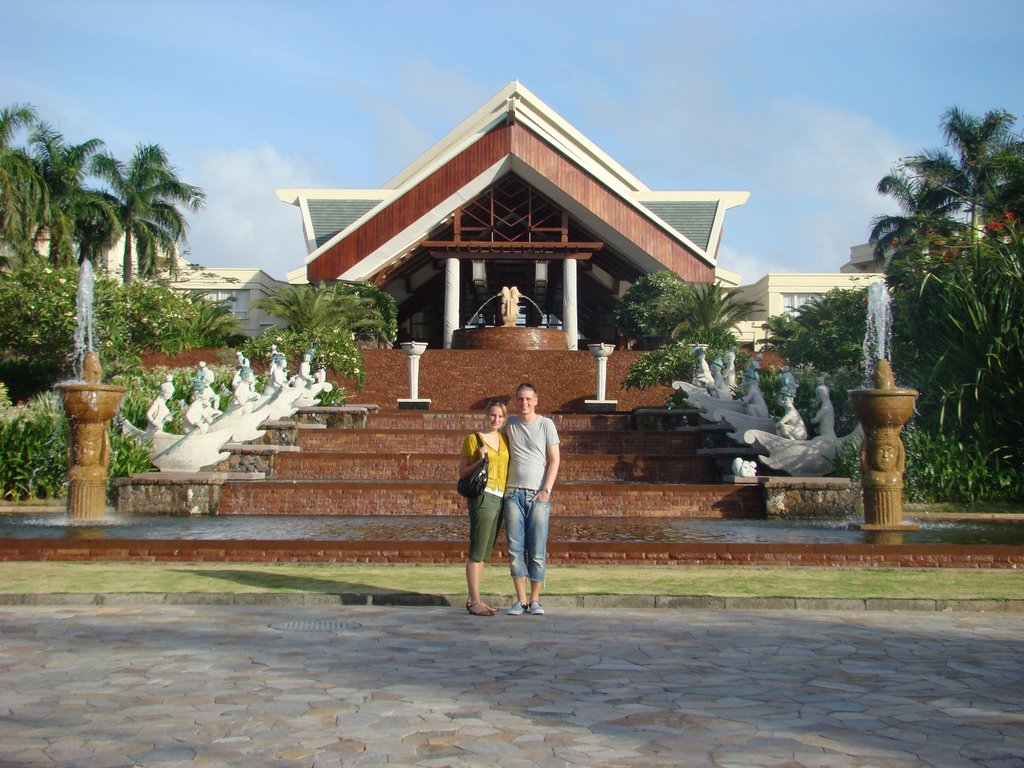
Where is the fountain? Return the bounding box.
[848,283,919,531]
[57,262,127,520]
[451,286,568,350]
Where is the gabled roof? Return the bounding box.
[277,82,748,282]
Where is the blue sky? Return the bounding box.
[2,0,1022,281]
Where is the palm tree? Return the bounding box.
[254,283,384,337]
[662,282,758,340]
[869,166,961,261]
[26,123,112,267]
[874,108,1021,256]
[90,143,205,283]
[0,103,41,266]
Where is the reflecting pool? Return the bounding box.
[2,514,1024,546]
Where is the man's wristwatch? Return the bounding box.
[542,487,552,494]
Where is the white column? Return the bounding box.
[585,343,616,412]
[398,342,430,409]
[562,258,578,350]
[443,257,460,349]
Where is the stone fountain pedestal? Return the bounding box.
[848,359,919,531]
[58,352,127,520]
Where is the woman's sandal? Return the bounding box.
[467,601,496,616]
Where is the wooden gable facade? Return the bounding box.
[284,83,747,348]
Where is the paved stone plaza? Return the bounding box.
[1,605,1022,767]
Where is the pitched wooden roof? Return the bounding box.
[277,82,747,284]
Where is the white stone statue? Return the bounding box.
[743,353,762,383]
[267,349,289,390]
[776,393,808,440]
[231,353,251,389]
[500,286,521,327]
[709,357,733,400]
[741,374,770,419]
[722,348,737,389]
[194,362,219,412]
[183,389,219,434]
[145,375,175,433]
[692,347,715,388]
[290,351,316,387]
[231,366,260,414]
[731,457,758,477]
[780,365,798,398]
[811,379,836,440]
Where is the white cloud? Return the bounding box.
[186,145,326,279]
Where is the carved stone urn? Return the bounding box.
[848,359,919,530]
[58,352,127,519]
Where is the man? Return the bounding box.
[503,382,560,616]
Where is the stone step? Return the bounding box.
[272,451,719,484]
[218,480,763,518]
[297,428,705,455]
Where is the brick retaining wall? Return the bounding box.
[1,539,1021,567]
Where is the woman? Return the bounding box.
[458,401,510,616]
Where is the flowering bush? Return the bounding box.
[0,263,238,400]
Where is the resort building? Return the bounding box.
[276,81,749,350]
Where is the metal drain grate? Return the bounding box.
[270,620,362,632]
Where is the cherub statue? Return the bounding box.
[709,357,733,400]
[267,348,289,390]
[145,375,176,433]
[780,365,798,399]
[776,392,808,440]
[811,378,836,440]
[740,371,770,419]
[722,348,737,389]
[193,362,220,412]
[231,366,260,413]
[183,388,217,434]
[692,346,715,388]
[500,286,521,327]
[290,350,316,387]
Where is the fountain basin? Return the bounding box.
[848,387,918,427]
[451,327,567,350]
[57,354,127,521]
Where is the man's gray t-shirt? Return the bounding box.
[505,415,560,490]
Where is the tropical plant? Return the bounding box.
[662,281,759,340]
[91,143,205,283]
[614,271,691,340]
[904,217,1024,458]
[762,287,871,376]
[24,123,117,267]
[0,263,240,399]
[0,103,41,266]
[871,107,1023,261]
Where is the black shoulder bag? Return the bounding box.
[457,433,489,498]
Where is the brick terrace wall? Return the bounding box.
[335,349,673,412]
[273,452,718,484]
[3,539,1022,568]
[217,482,763,517]
[298,430,704,455]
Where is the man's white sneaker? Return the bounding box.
[506,600,527,616]
[529,601,545,615]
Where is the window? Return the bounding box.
[206,290,248,319]
[782,293,818,315]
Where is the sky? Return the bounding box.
[2,0,1022,282]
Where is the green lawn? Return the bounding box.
[1,562,1022,600]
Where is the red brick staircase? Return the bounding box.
[218,349,765,519]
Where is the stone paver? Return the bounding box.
[0,605,1022,767]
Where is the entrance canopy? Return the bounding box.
[277,82,748,347]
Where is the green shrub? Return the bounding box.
[0,392,68,500]
[829,425,1024,503]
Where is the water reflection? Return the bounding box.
[2,514,1024,546]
